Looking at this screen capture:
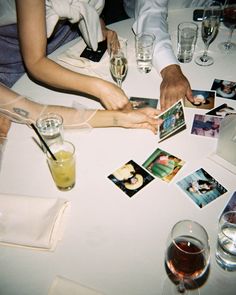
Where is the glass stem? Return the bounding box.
[117,79,122,88]
[201,43,210,62]
[177,280,186,294]
[225,28,234,50]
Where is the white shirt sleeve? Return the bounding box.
[132,0,179,74]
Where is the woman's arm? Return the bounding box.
[0,83,159,133]
[15,0,131,111]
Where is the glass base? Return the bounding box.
[218,42,236,53]
[195,55,214,66]
[162,276,200,295]
[215,252,236,272]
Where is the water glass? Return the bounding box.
[135,32,156,73]
[177,22,198,63]
[215,211,236,271]
[47,140,76,191]
[36,113,64,152]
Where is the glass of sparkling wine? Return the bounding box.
[109,39,128,88]
[163,220,210,295]
[135,32,156,73]
[218,0,236,52]
[195,0,222,66]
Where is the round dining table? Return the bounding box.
[0,8,236,295]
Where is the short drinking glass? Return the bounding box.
[215,210,236,271]
[47,141,76,191]
[177,22,198,63]
[36,113,63,151]
[135,32,156,73]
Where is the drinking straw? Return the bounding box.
[30,123,57,161]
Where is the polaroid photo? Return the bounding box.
[184,89,215,110]
[129,96,158,109]
[108,160,154,197]
[206,103,236,118]
[177,168,228,208]
[191,114,222,138]
[142,148,185,183]
[158,99,186,142]
[211,79,236,100]
[220,191,236,218]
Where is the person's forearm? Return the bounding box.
[26,57,104,99]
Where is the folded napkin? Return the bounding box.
[46,0,104,51]
[48,276,105,295]
[57,37,110,79]
[0,194,70,251]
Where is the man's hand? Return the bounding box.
[160,64,194,111]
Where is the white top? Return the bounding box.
[123,0,216,73]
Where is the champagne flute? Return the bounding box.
[219,0,236,52]
[163,220,210,295]
[195,0,222,66]
[109,39,128,88]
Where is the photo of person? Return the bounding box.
[108,160,154,197]
[211,79,236,100]
[184,89,215,110]
[142,148,185,183]
[220,191,236,218]
[206,103,236,117]
[191,114,222,138]
[177,168,227,208]
[158,99,186,142]
[129,97,158,109]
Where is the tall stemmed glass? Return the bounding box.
[195,0,222,66]
[109,39,128,88]
[163,220,210,295]
[219,0,236,52]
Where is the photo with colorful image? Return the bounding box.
[184,89,215,110]
[143,148,185,183]
[191,114,222,138]
[129,96,158,109]
[220,191,236,218]
[211,79,236,100]
[177,168,227,208]
[158,99,186,142]
[108,160,154,197]
[206,103,236,118]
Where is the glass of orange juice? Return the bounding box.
[47,141,76,191]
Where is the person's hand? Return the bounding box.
[99,18,119,48]
[0,116,11,143]
[96,79,132,110]
[120,107,161,134]
[160,64,194,111]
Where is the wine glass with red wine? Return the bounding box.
[163,220,210,295]
[219,0,236,52]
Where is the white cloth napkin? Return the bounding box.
[0,193,70,251]
[46,0,104,50]
[48,276,105,295]
[57,37,110,79]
